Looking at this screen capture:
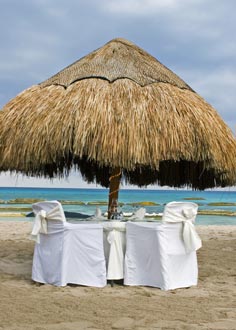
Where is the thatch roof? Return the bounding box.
[40,38,193,90]
[0,38,236,189]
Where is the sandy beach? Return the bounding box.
[0,221,235,330]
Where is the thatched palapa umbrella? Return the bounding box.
[0,38,236,218]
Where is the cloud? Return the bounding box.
[105,0,179,15]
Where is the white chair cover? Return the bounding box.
[162,201,202,253]
[31,201,107,287]
[103,221,126,280]
[124,221,198,290]
[31,200,66,243]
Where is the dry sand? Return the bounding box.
[0,221,235,330]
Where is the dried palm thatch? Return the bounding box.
[0,38,236,190]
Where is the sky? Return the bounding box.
[0,0,235,188]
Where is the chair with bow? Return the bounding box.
[162,201,202,253]
[31,200,106,287]
[124,202,202,290]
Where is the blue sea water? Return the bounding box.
[0,187,236,225]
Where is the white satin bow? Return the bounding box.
[163,206,202,253]
[31,204,65,243]
[103,222,126,280]
[31,210,48,243]
[182,218,202,253]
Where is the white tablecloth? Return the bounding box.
[102,221,126,280]
[70,220,126,280]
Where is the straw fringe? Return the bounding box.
[1,78,236,188]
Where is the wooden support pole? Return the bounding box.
[108,167,121,219]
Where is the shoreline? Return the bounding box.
[1,208,236,218]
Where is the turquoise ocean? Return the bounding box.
[0,187,236,225]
